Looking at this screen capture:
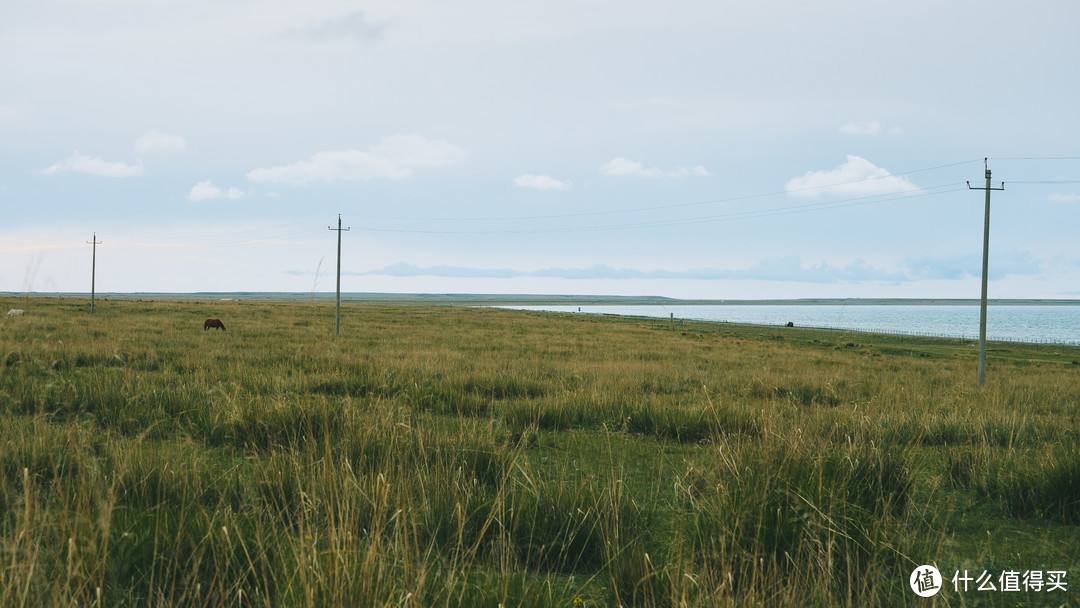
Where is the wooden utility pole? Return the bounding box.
[328,215,350,335]
[967,159,1004,386]
[87,233,101,315]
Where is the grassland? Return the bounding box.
[1,297,1078,607]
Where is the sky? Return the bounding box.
[3,0,1080,299]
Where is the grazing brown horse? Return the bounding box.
[204,318,226,331]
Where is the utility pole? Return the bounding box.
[328,215,350,335]
[967,159,1004,386]
[87,232,101,315]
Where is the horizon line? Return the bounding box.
[4,291,1080,305]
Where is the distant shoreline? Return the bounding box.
[4,292,1080,306]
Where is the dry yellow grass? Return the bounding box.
[1,297,1077,606]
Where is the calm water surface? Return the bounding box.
[504,304,1080,345]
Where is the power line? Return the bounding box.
[1008,180,1080,184]
[353,184,965,235]
[349,158,984,222]
[13,157,1047,251]
[989,156,1080,161]
[150,215,330,241]
[103,234,326,250]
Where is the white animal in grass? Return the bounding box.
[6,309,24,317]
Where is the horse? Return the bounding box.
[203,318,226,331]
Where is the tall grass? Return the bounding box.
[1,298,1078,606]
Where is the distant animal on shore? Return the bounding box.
[203,318,226,331]
[785,321,794,327]
[6,309,24,318]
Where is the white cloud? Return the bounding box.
[134,130,188,154]
[246,134,468,185]
[786,155,921,199]
[600,157,708,178]
[838,120,881,135]
[40,151,145,177]
[189,180,244,201]
[1049,192,1080,202]
[515,173,570,191]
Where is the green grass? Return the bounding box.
[1,297,1078,606]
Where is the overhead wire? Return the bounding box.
[989,156,1080,161]
[356,184,966,235]
[352,158,984,223]
[15,157,1057,250]
[1008,180,1080,184]
[147,215,330,241]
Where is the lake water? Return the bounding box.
[502,304,1080,346]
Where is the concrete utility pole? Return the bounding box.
[87,233,101,315]
[967,159,1004,386]
[328,215,350,335]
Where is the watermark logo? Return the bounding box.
[910,565,943,597]
[952,569,1067,593]
[910,566,1068,597]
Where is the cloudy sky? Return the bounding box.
[3,0,1080,298]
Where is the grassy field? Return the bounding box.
[1,297,1078,607]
